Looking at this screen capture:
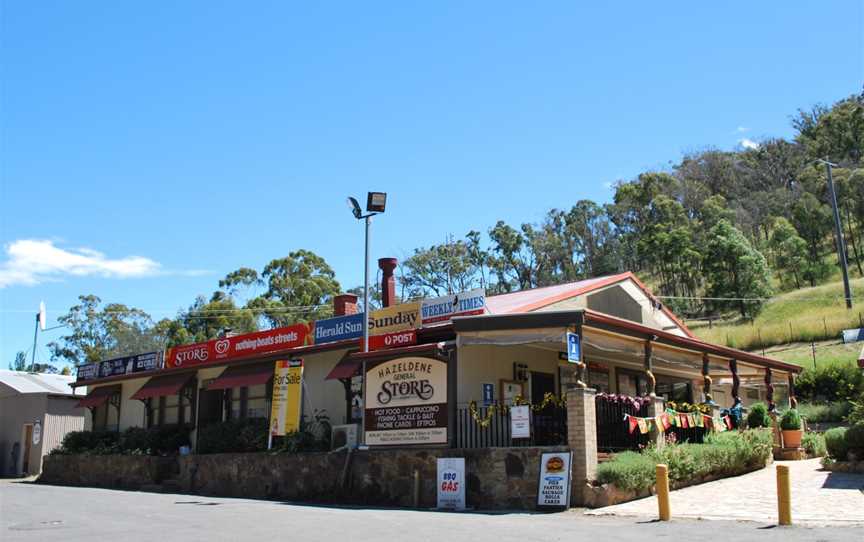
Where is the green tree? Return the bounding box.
[702,221,773,318]
[790,193,833,286]
[769,217,809,289]
[250,250,341,327]
[48,295,163,366]
[794,94,864,165]
[174,291,258,344]
[8,351,27,371]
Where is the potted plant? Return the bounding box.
[779,409,803,448]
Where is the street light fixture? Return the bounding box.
[347,192,387,352]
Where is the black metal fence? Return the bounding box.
[595,396,649,452]
[454,404,567,449]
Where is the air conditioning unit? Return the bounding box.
[331,424,359,450]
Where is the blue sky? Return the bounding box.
[1,1,862,367]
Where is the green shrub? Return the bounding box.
[847,397,864,426]
[845,424,864,457]
[747,403,771,428]
[52,430,119,455]
[780,409,802,430]
[596,452,656,491]
[795,362,864,403]
[797,402,851,423]
[824,427,849,461]
[595,429,772,492]
[196,418,268,454]
[801,432,826,457]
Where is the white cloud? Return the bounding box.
[603,181,613,190]
[0,239,162,288]
[739,138,759,150]
[736,126,750,133]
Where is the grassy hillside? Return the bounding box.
[764,340,863,368]
[688,278,864,351]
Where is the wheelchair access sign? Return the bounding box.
[566,332,581,363]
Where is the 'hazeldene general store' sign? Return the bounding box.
[364,356,448,446]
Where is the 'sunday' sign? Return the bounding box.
[165,324,313,369]
[421,288,486,325]
[364,356,448,446]
[314,313,364,344]
[537,451,573,508]
[269,360,304,438]
[368,302,420,351]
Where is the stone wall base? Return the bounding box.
[39,446,570,511]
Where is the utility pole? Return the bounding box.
[30,313,39,372]
[821,158,853,309]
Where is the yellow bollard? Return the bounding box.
[656,464,670,521]
[776,465,792,525]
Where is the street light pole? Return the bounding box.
[822,158,853,309]
[363,214,371,352]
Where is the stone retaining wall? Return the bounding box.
[40,454,177,490]
[40,446,569,510]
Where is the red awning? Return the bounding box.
[76,384,121,409]
[131,372,194,400]
[325,356,362,380]
[206,363,273,390]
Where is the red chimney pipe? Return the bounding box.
[333,294,358,316]
[378,257,398,307]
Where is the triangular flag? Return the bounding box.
[637,418,649,434]
[628,415,639,434]
[695,414,703,428]
[661,413,672,430]
[680,414,689,429]
[655,416,665,432]
[724,415,732,430]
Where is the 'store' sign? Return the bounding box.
[364,356,448,446]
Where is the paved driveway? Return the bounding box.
[585,458,864,526]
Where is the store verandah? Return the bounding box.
[450,309,801,452]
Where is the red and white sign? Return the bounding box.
[368,329,417,351]
[165,324,313,369]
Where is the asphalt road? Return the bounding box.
[1,480,860,542]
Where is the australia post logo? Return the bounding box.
[171,345,209,367]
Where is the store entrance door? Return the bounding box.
[22,424,33,474]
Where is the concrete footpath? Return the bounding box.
[585,458,864,526]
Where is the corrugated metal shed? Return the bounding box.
[0,370,84,397]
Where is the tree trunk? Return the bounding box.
[844,206,864,275]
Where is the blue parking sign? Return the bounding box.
[566,332,580,363]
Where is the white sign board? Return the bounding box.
[364,357,448,446]
[32,421,42,446]
[437,457,466,510]
[420,288,486,325]
[510,405,531,439]
[537,452,573,508]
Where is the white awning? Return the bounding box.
[457,327,568,347]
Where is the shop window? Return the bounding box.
[226,384,271,421]
[91,393,120,432]
[147,381,197,428]
[588,369,610,393]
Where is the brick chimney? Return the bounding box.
[378,257,398,307]
[333,294,358,316]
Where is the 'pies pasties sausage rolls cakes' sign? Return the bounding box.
[364,356,448,446]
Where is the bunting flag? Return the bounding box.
[623,408,727,436]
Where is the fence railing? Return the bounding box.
[595,396,649,452]
[454,404,567,449]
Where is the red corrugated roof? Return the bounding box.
[75,384,121,409]
[130,372,195,400]
[205,363,273,390]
